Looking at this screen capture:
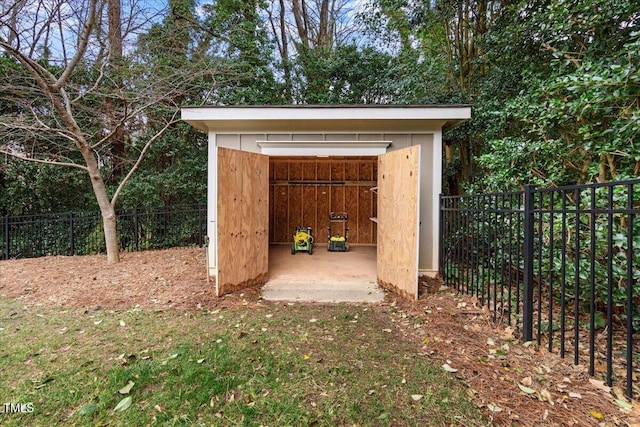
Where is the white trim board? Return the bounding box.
[257,141,391,156]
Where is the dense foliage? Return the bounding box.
[1,0,638,208]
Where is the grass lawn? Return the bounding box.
[0,299,483,426]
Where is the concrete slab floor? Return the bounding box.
[262,244,384,303]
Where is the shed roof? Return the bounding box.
[181,105,471,133]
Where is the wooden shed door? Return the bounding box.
[377,146,421,300]
[216,147,269,296]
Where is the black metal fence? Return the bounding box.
[440,179,640,398]
[1,203,207,260]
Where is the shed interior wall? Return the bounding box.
[269,157,378,245]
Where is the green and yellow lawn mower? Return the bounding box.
[291,226,314,255]
[327,212,349,252]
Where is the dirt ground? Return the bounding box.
[1,247,638,426]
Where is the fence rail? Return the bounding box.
[1,203,207,260]
[440,179,640,398]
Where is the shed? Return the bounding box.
[181,105,471,300]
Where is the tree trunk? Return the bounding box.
[278,0,293,101]
[101,205,120,264]
[82,145,121,263]
[598,153,607,183]
[107,0,126,179]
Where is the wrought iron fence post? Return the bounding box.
[69,211,75,256]
[3,215,9,260]
[134,207,140,251]
[522,184,535,342]
[438,195,443,276]
[201,203,206,246]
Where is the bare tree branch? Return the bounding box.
[0,149,89,170]
[110,109,180,207]
[53,0,98,90]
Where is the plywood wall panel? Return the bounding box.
[330,185,345,213]
[376,146,420,300]
[359,161,373,181]
[344,186,359,242]
[217,148,268,296]
[269,185,275,242]
[289,162,303,180]
[358,187,373,244]
[268,157,377,244]
[316,185,330,244]
[274,161,289,180]
[345,162,359,180]
[302,186,317,231]
[317,161,331,180]
[331,161,345,180]
[372,191,378,244]
[273,186,289,242]
[303,162,317,180]
[289,185,303,231]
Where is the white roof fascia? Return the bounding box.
[182,106,471,122]
[181,105,471,133]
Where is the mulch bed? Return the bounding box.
[1,248,638,426]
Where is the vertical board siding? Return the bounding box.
[269,158,377,245]
[377,146,420,300]
[316,184,331,244]
[274,187,289,242]
[217,148,269,295]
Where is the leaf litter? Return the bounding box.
[1,249,637,426]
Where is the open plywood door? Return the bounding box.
[217,147,269,296]
[377,146,421,300]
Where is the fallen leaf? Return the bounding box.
[118,380,135,395]
[518,384,536,395]
[114,396,132,412]
[502,326,515,340]
[487,338,495,346]
[521,376,533,387]
[540,389,554,405]
[119,320,126,327]
[589,378,612,393]
[411,394,423,401]
[197,358,205,364]
[615,399,633,411]
[568,392,582,399]
[155,405,162,412]
[613,386,627,402]
[442,363,458,373]
[487,404,502,413]
[309,318,317,323]
[78,403,97,416]
[93,320,102,325]
[589,409,603,420]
